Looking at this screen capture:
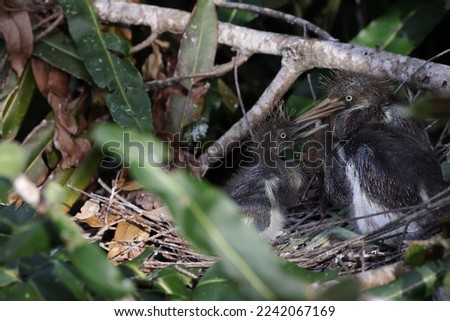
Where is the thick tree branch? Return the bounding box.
[93,0,450,93]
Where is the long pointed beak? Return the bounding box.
[289,122,329,140]
[295,98,346,123]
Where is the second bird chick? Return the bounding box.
[225,108,311,240]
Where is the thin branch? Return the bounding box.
[144,53,251,90]
[213,0,336,41]
[233,51,255,141]
[130,32,157,54]
[394,48,450,94]
[200,47,310,174]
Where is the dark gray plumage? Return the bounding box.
[225,109,309,240]
[298,71,447,239]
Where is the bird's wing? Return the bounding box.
[345,125,445,209]
[349,144,422,209]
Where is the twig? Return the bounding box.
[200,47,309,175]
[130,32,157,54]
[34,7,64,41]
[234,51,255,141]
[213,0,336,41]
[145,53,251,90]
[394,48,450,94]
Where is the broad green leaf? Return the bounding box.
[216,79,238,113]
[41,148,102,212]
[444,265,450,295]
[20,119,54,184]
[69,242,134,299]
[59,0,152,133]
[152,267,193,300]
[41,205,133,299]
[103,32,130,55]
[446,0,450,10]
[168,0,218,134]
[0,142,27,181]
[1,64,35,140]
[351,0,446,55]
[0,179,11,203]
[119,247,154,279]
[177,0,218,90]
[0,219,58,263]
[0,64,19,102]
[368,260,447,300]
[0,203,36,235]
[0,267,19,287]
[28,260,88,300]
[93,124,315,300]
[0,282,43,300]
[33,31,92,83]
[193,263,243,300]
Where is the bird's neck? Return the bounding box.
[332,108,384,139]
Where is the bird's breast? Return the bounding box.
[345,160,420,235]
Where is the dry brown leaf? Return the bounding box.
[75,200,117,228]
[0,10,33,76]
[31,58,91,168]
[113,221,149,242]
[75,200,100,220]
[108,221,149,260]
[113,179,142,191]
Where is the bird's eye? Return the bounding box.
[279,132,287,139]
[345,95,353,102]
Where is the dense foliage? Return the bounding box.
[1,0,450,300]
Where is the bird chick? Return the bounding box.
[225,108,311,240]
[297,71,447,240]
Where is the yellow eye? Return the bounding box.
[279,132,287,139]
[345,95,353,102]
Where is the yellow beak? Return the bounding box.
[295,98,346,124]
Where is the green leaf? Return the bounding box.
[444,264,450,295]
[69,243,134,299]
[0,282,43,300]
[446,0,450,10]
[368,260,447,300]
[193,263,243,300]
[41,148,102,211]
[59,0,152,133]
[0,266,20,287]
[93,124,315,300]
[0,203,36,235]
[103,32,130,55]
[152,267,193,300]
[1,64,35,140]
[0,142,27,181]
[119,247,154,279]
[28,260,88,300]
[0,219,58,263]
[177,0,218,90]
[33,31,92,83]
[351,0,446,55]
[166,0,218,134]
[21,118,54,183]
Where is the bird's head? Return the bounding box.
[255,108,324,160]
[297,71,396,138]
